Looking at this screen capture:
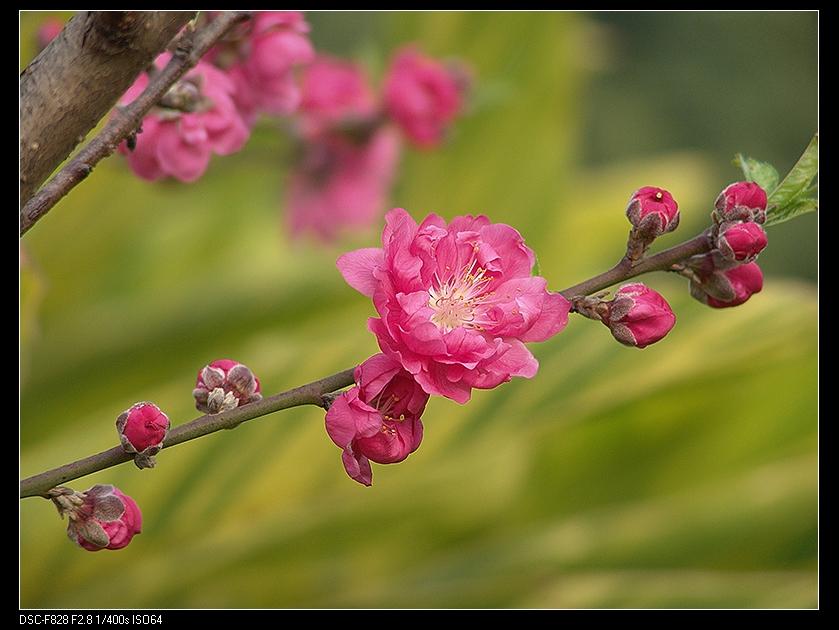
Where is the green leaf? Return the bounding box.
[766,134,818,225]
[734,154,779,192]
[765,197,818,227]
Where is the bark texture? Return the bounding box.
[20,11,194,204]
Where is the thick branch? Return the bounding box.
[20,12,194,206]
[20,11,250,236]
[20,368,355,499]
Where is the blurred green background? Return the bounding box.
[20,12,817,608]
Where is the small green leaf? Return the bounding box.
[734,154,779,192]
[765,197,818,227]
[765,134,818,225]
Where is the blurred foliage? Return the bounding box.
[20,12,816,608]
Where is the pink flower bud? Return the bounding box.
[325,353,429,486]
[384,47,464,148]
[716,221,768,262]
[603,283,676,348]
[714,181,768,224]
[626,186,680,235]
[116,402,170,469]
[193,359,262,415]
[52,485,142,551]
[702,262,764,309]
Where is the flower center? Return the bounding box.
[428,259,493,332]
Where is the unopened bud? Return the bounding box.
[691,261,764,309]
[601,283,676,348]
[714,181,767,224]
[625,186,680,260]
[116,402,170,469]
[51,484,142,552]
[193,359,262,414]
[716,221,768,262]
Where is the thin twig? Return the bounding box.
[19,230,714,500]
[20,11,250,236]
[20,368,355,499]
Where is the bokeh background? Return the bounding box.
[20,11,817,608]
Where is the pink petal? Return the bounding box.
[337,248,385,297]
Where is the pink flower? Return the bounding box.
[602,283,676,348]
[193,359,262,414]
[384,47,463,147]
[287,128,401,241]
[705,262,764,308]
[232,11,314,120]
[298,55,377,136]
[626,186,680,235]
[119,53,250,182]
[716,221,768,262]
[338,208,572,403]
[65,485,142,552]
[325,353,429,485]
[36,18,63,50]
[117,402,170,458]
[714,181,768,224]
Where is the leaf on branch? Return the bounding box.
[733,154,779,192]
[734,133,818,227]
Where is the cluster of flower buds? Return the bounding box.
[50,485,142,552]
[685,182,768,308]
[193,359,262,414]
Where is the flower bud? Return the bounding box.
[36,18,63,52]
[193,359,262,415]
[626,186,680,235]
[50,485,142,552]
[602,283,676,348]
[691,262,763,309]
[716,221,768,262]
[714,181,767,224]
[116,402,170,469]
[625,187,680,260]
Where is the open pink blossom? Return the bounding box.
[326,353,429,486]
[338,208,571,403]
[384,47,463,147]
[298,55,377,136]
[230,11,314,121]
[68,485,143,552]
[118,53,250,182]
[287,128,401,241]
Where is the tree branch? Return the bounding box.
[18,229,716,500]
[20,368,355,499]
[20,11,251,236]
[20,12,194,207]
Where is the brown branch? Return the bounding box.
[20,12,195,207]
[19,228,716,500]
[20,368,356,499]
[20,11,251,236]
